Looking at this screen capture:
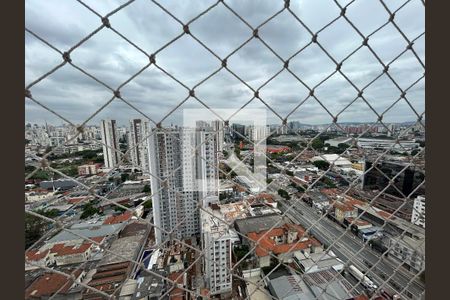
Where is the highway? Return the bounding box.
[278,199,425,299]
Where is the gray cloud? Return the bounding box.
[25,0,425,126]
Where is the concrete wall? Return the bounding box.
[242,268,261,278]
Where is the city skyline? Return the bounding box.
[25,118,423,128]
[24,1,425,299]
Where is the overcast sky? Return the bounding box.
[25,0,424,127]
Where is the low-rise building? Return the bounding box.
[25,270,85,299]
[103,211,134,225]
[267,269,367,300]
[84,261,133,299]
[47,223,124,245]
[294,251,344,274]
[50,237,104,266]
[324,137,352,147]
[311,154,352,168]
[235,175,262,193]
[39,179,78,191]
[25,189,57,203]
[247,223,322,267]
[78,163,102,176]
[344,217,373,231]
[25,249,53,271]
[387,234,425,274]
[334,203,357,223]
[411,195,425,228]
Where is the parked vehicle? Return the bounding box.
[348,265,378,291]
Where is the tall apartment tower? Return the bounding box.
[148,126,218,245]
[100,119,120,169]
[200,206,239,296]
[411,195,425,228]
[211,120,224,152]
[128,119,150,174]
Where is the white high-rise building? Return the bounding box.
[128,119,151,173]
[200,205,239,296]
[211,120,224,152]
[252,125,269,142]
[148,126,218,245]
[100,119,120,169]
[411,195,425,228]
[25,126,51,147]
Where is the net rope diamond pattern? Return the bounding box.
[25,0,425,299]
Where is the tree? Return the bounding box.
[311,138,324,150]
[411,149,420,156]
[234,147,241,160]
[322,177,337,188]
[80,202,100,219]
[234,245,249,261]
[64,165,78,177]
[313,160,330,170]
[143,200,152,210]
[285,170,294,176]
[27,169,51,180]
[25,213,50,249]
[290,183,305,192]
[121,173,130,183]
[81,150,98,160]
[36,209,59,219]
[142,184,151,193]
[278,189,291,200]
[114,206,127,213]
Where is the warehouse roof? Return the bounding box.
[234,214,285,235]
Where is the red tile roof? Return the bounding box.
[200,288,209,297]
[345,217,371,226]
[168,271,184,300]
[321,188,339,197]
[67,196,88,204]
[51,243,91,257]
[344,195,366,207]
[247,224,319,257]
[378,210,395,220]
[26,249,50,261]
[256,193,275,202]
[50,237,104,257]
[334,202,355,212]
[25,270,82,299]
[103,211,133,225]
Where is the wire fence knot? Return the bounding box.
[102,17,111,28]
[150,54,156,64]
[284,0,290,9]
[62,52,72,63]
